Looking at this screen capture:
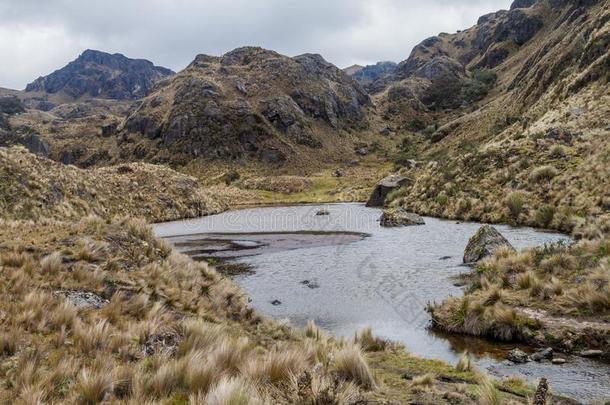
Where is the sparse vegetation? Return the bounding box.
[431,231,610,355]
[506,191,526,220]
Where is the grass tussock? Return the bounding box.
[333,344,377,390]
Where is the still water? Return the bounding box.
[155,203,610,403]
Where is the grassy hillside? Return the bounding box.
[0,146,225,222]
[385,0,610,233]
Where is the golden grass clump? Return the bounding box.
[76,368,114,405]
[455,351,472,372]
[40,251,63,274]
[476,374,501,405]
[333,344,377,390]
[411,373,436,387]
[200,377,261,405]
[354,326,388,352]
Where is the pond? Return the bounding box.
[154,203,610,403]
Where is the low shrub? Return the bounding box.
[535,204,556,228]
[506,191,526,220]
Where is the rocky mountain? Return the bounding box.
[346,61,397,93]
[373,0,563,119]
[121,47,371,165]
[385,0,610,231]
[25,49,174,100]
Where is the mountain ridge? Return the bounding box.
[25,49,174,100]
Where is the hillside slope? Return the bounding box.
[0,146,224,222]
[384,0,610,232]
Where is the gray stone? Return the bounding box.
[54,290,108,309]
[463,225,515,264]
[380,208,425,227]
[530,347,553,362]
[507,348,529,363]
[366,175,409,207]
[551,358,566,365]
[580,349,603,358]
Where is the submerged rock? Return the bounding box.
[463,225,515,264]
[300,280,320,289]
[366,175,409,207]
[507,348,529,363]
[315,209,330,216]
[380,208,425,227]
[271,299,282,306]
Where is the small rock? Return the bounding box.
[271,299,282,306]
[380,208,425,227]
[530,347,553,362]
[580,349,603,358]
[355,147,368,156]
[54,290,108,309]
[332,168,344,177]
[300,280,320,289]
[439,256,452,260]
[507,348,529,363]
[463,225,515,264]
[315,209,330,216]
[551,358,566,365]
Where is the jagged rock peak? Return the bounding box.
[25,49,174,100]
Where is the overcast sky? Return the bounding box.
[0,0,511,90]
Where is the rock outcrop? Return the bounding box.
[0,96,26,115]
[346,61,397,93]
[366,175,409,207]
[380,208,425,227]
[122,47,370,164]
[0,96,49,156]
[463,225,515,263]
[379,0,546,117]
[25,49,174,100]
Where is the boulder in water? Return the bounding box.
[380,208,425,227]
[463,225,515,264]
[530,347,553,362]
[366,175,409,207]
[507,348,529,363]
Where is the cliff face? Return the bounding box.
[122,47,371,164]
[25,49,174,100]
[346,61,398,94]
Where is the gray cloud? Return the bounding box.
[0,0,511,89]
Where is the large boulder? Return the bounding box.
[380,208,425,227]
[463,225,515,263]
[366,175,409,207]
